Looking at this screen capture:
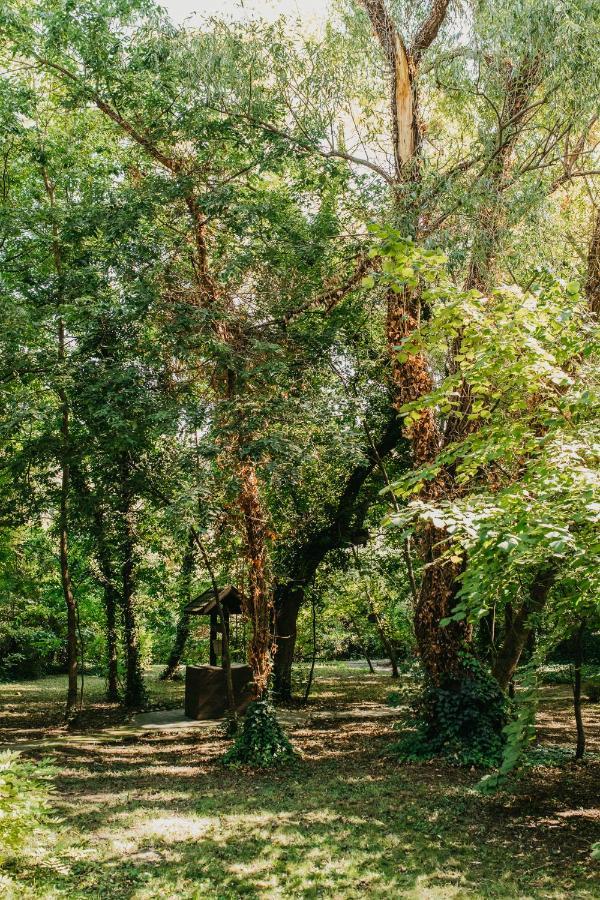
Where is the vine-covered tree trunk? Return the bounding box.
[237,460,272,699]
[360,0,470,684]
[118,456,146,709]
[45,167,79,721]
[103,580,120,702]
[59,414,78,720]
[90,502,120,702]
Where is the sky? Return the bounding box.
[160,0,331,27]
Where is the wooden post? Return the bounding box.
[209,609,218,666]
[222,610,230,667]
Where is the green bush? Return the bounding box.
[0,751,54,863]
[390,655,508,767]
[0,627,61,681]
[222,700,297,768]
[584,676,600,703]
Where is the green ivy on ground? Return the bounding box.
[222,700,297,768]
[390,655,508,767]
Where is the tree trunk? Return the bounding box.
[92,503,120,701]
[119,456,146,709]
[59,414,78,721]
[161,608,191,680]
[273,584,305,700]
[492,567,555,691]
[103,579,120,702]
[586,207,600,316]
[272,412,405,699]
[161,532,195,680]
[572,621,586,761]
[237,460,272,699]
[43,169,79,721]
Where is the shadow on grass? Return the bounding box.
[10,720,599,900]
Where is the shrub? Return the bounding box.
[222,700,297,768]
[0,751,53,863]
[0,627,61,681]
[584,676,600,703]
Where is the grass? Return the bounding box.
[0,664,599,898]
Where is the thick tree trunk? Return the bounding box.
[492,567,555,691]
[237,460,272,699]
[273,584,304,700]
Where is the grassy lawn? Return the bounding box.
[1,665,599,899]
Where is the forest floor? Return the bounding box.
[1,663,599,899]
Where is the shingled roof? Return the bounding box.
[184,585,244,616]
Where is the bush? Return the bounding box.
[222,700,297,768]
[584,676,600,703]
[390,655,508,767]
[0,751,53,863]
[0,627,61,681]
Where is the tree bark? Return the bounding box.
[492,567,555,691]
[586,207,600,316]
[91,502,120,701]
[272,411,405,699]
[43,168,79,721]
[161,532,195,680]
[273,584,304,700]
[237,460,273,699]
[118,456,147,709]
[59,394,79,721]
[572,621,586,761]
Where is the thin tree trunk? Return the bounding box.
[119,456,146,709]
[59,401,78,720]
[302,590,318,704]
[161,531,195,680]
[572,621,586,761]
[44,166,79,722]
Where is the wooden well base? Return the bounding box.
[184,664,254,719]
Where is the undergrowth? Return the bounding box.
[389,655,508,767]
[222,700,297,768]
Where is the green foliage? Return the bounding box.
[222,701,297,769]
[477,663,540,793]
[0,751,53,863]
[584,676,600,703]
[390,656,508,767]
